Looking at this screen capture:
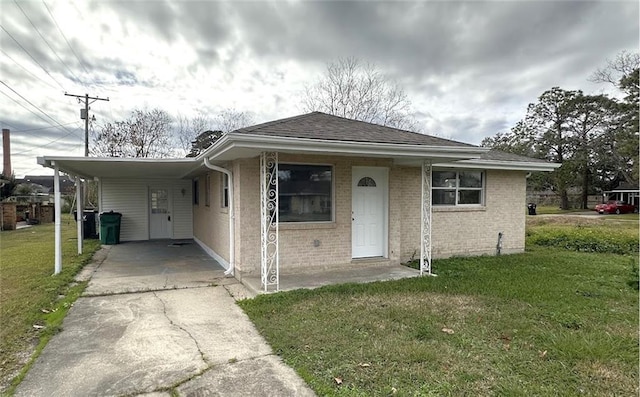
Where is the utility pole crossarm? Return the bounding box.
[64,92,109,157]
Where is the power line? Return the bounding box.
[12,128,82,155]
[0,119,20,130]
[0,49,59,90]
[0,25,66,91]
[7,121,79,133]
[0,92,82,143]
[0,80,77,135]
[0,89,59,126]
[13,0,84,86]
[41,0,91,77]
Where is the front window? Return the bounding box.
[432,170,484,206]
[278,164,332,222]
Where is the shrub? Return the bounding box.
[527,226,639,255]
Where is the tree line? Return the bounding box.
[481,51,638,209]
[90,107,255,159]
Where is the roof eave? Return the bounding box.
[434,158,561,172]
[37,156,203,179]
[202,133,488,162]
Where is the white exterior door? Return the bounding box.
[149,187,172,239]
[352,167,388,258]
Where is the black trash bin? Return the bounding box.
[99,211,122,245]
[527,203,537,216]
[74,210,98,239]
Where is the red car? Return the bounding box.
[594,201,637,214]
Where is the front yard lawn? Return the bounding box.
[239,247,638,396]
[0,215,100,393]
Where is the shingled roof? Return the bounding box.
[234,112,476,148]
[479,150,552,164]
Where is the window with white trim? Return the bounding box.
[205,173,211,207]
[278,164,333,222]
[193,179,199,205]
[221,173,229,208]
[432,170,484,205]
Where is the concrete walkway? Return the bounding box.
[14,241,315,397]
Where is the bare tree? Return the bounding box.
[303,57,418,131]
[215,108,254,133]
[181,108,254,158]
[589,50,639,87]
[91,108,173,158]
[175,112,213,155]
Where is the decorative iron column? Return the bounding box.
[260,152,279,291]
[420,160,434,276]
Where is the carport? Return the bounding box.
[84,240,230,296]
[37,156,211,275]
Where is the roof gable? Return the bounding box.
[234,112,476,148]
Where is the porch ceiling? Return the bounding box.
[37,156,204,180]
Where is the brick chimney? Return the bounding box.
[2,128,11,177]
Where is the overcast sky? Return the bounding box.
[1,0,637,178]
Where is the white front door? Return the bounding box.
[149,187,172,239]
[352,167,388,258]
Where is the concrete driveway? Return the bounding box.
[15,241,314,397]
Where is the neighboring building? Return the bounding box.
[604,182,640,208]
[38,112,558,292]
[16,175,75,194]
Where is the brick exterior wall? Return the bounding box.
[400,168,527,260]
[1,202,16,230]
[200,154,528,276]
[192,171,230,262]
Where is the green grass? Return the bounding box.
[526,215,639,254]
[240,249,638,395]
[0,215,100,393]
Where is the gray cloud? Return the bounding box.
[0,0,638,177]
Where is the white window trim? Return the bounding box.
[432,169,485,207]
[278,162,335,224]
[205,173,211,207]
[221,173,229,208]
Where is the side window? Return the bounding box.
[221,174,229,208]
[205,173,211,207]
[193,179,199,205]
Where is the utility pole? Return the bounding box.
[64,93,109,156]
[64,93,108,252]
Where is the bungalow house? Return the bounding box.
[38,112,558,292]
[603,181,639,208]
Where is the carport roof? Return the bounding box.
[37,156,204,179]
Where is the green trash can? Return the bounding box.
[100,211,122,245]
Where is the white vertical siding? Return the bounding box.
[172,180,193,239]
[101,179,149,241]
[100,178,193,241]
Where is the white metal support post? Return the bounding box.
[260,152,279,292]
[420,160,434,276]
[53,163,62,274]
[75,176,83,254]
